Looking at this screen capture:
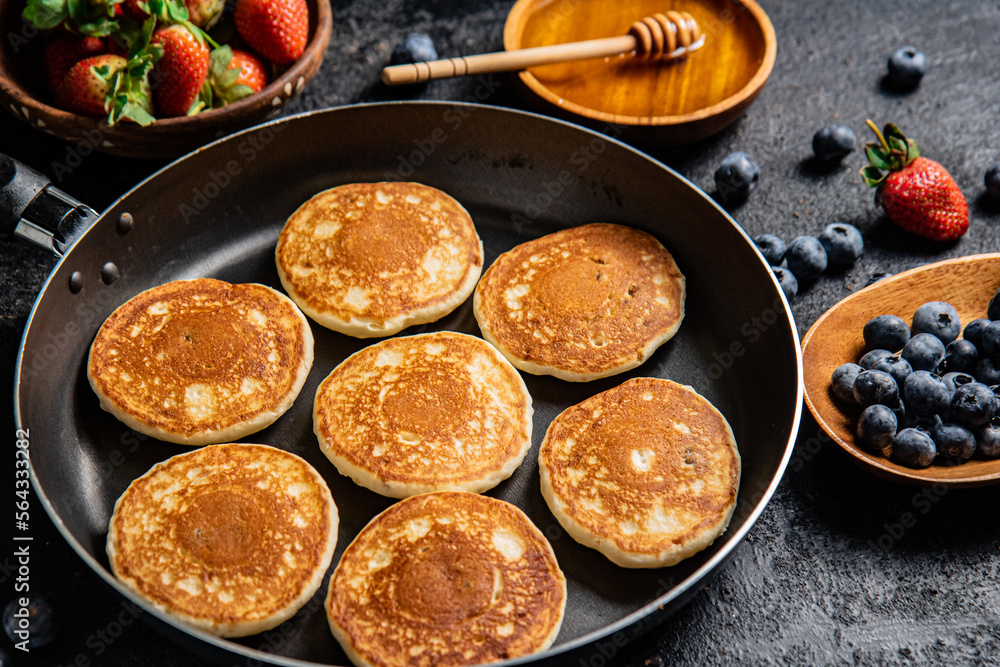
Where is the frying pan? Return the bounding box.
[4,102,802,666]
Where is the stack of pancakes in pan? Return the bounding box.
[87,180,739,667]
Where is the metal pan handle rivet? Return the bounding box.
[117,213,133,235]
[101,262,120,285]
[68,271,84,293]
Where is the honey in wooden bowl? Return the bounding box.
[504,0,776,145]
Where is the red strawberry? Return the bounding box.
[150,24,211,117]
[230,49,268,92]
[207,45,268,107]
[234,0,308,65]
[120,0,151,21]
[43,35,107,94]
[55,53,126,117]
[861,121,969,242]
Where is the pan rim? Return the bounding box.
[14,100,804,666]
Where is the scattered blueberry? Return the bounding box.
[942,338,979,375]
[986,162,1000,200]
[831,362,863,403]
[900,333,946,373]
[891,427,937,468]
[853,369,899,408]
[931,422,976,462]
[886,46,927,91]
[714,151,760,204]
[812,125,857,164]
[785,235,828,281]
[754,234,786,265]
[980,320,1000,358]
[975,358,1000,386]
[772,266,798,300]
[3,595,57,650]
[857,404,897,455]
[903,370,950,414]
[863,314,910,352]
[964,318,992,354]
[872,354,912,390]
[975,418,1000,458]
[390,33,438,66]
[818,223,864,267]
[911,301,961,345]
[859,348,894,370]
[950,382,996,427]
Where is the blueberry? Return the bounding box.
[831,362,863,403]
[390,33,438,65]
[989,288,1000,322]
[941,371,975,395]
[785,235,828,281]
[772,266,798,300]
[863,314,910,352]
[891,427,937,468]
[857,404,897,456]
[903,370,951,414]
[3,595,56,650]
[812,125,857,164]
[931,422,976,462]
[911,301,961,344]
[975,358,1000,386]
[818,223,864,267]
[714,151,760,204]
[900,333,946,373]
[975,418,1000,458]
[899,409,942,433]
[853,369,899,408]
[859,348,893,370]
[986,162,1000,200]
[950,382,996,427]
[982,320,1000,358]
[886,46,927,90]
[964,318,992,354]
[753,234,786,265]
[942,338,979,375]
[872,354,912,390]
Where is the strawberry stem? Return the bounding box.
[866,119,890,153]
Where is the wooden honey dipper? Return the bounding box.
[382,11,703,86]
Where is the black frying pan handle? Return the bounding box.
[0,153,99,258]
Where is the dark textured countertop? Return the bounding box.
[3,0,1000,665]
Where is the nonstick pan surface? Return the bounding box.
[15,102,802,666]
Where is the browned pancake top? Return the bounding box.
[540,378,739,556]
[109,444,336,626]
[88,279,310,438]
[327,492,565,667]
[474,223,685,378]
[276,182,482,321]
[314,332,531,491]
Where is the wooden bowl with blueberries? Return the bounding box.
[0,0,331,159]
[802,253,1000,488]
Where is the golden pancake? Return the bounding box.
[107,443,338,637]
[314,331,532,498]
[88,279,313,446]
[326,492,565,667]
[275,182,483,338]
[473,222,685,382]
[539,377,740,568]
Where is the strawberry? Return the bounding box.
[150,24,211,117]
[234,0,308,65]
[208,45,268,106]
[120,0,152,21]
[55,53,126,117]
[42,35,108,94]
[185,0,225,29]
[861,121,969,242]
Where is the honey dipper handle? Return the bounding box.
[382,34,639,85]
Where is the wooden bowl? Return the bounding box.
[0,0,331,159]
[802,254,1000,488]
[503,0,776,145]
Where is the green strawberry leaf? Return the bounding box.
[22,0,68,29]
[119,100,156,125]
[860,165,887,188]
[864,143,892,170]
